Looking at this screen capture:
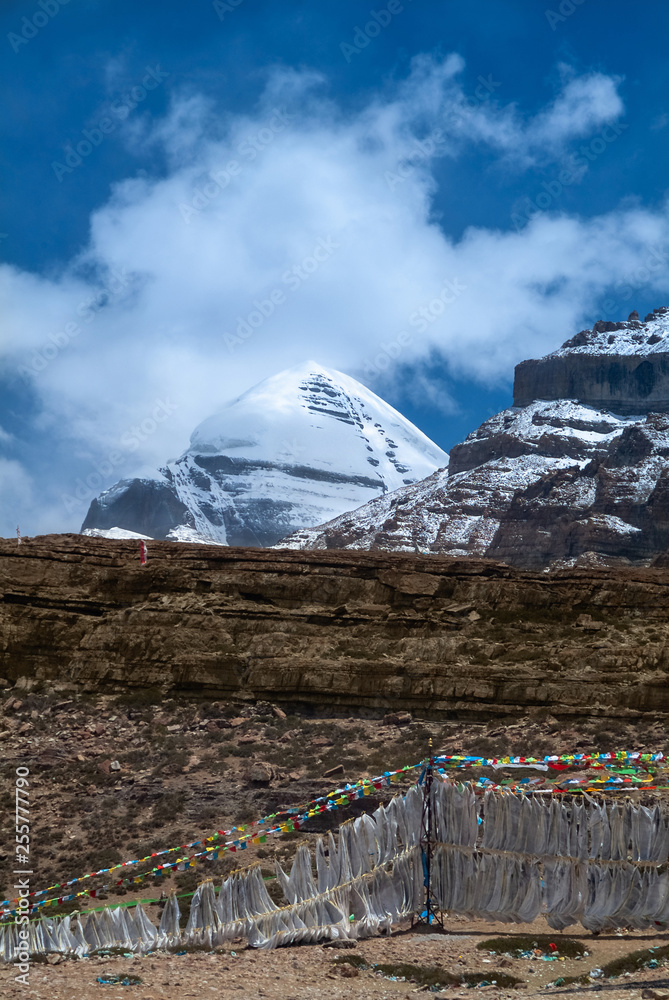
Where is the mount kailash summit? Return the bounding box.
[81,362,448,546]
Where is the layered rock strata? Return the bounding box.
[514,307,669,413]
[3,534,669,722]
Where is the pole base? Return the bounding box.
[411,908,445,930]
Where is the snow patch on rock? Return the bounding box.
[82,526,152,540]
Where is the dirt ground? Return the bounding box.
[2,915,669,999]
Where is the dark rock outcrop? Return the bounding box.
[513,352,669,414]
[514,308,669,413]
[81,479,192,540]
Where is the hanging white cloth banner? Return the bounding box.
[6,780,669,958]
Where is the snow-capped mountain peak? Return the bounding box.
[185,360,446,491]
[81,362,448,547]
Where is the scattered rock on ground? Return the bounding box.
[383,711,412,726]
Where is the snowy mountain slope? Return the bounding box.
[276,399,640,557]
[81,362,448,547]
[277,310,669,569]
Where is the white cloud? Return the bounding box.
[391,58,625,167]
[0,459,33,532]
[524,70,625,150]
[1,54,667,538]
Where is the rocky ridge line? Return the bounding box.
[279,309,669,569]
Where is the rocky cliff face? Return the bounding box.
[514,307,669,412]
[3,534,669,722]
[280,309,669,569]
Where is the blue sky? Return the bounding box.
[1,0,668,536]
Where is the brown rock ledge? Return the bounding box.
[3,533,669,721]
